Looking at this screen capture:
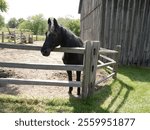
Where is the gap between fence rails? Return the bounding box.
[0,42,120,98]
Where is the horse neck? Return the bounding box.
[60,27,78,47]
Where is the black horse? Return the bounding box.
[41,18,83,95]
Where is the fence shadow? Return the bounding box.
[106,78,134,112]
[68,85,112,113]
[68,76,134,113]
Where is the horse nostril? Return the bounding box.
[43,50,47,54]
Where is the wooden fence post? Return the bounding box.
[36,35,38,41]
[14,31,16,44]
[2,32,4,43]
[82,41,92,98]
[113,45,121,79]
[88,41,100,96]
[20,32,22,43]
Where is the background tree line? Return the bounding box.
[0,15,80,36]
[0,0,80,36]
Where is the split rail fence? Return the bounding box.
[0,32,33,44]
[0,41,120,98]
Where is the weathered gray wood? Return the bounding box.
[82,41,92,98]
[97,61,116,69]
[2,32,4,43]
[0,43,85,54]
[98,60,113,71]
[99,54,115,62]
[113,45,121,78]
[88,41,100,96]
[14,32,16,44]
[0,62,84,71]
[0,78,81,87]
[95,72,115,85]
[99,50,118,54]
[20,32,22,43]
[79,0,150,66]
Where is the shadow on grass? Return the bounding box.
[68,86,111,113]
[67,78,134,113]
[106,78,134,112]
[118,66,150,82]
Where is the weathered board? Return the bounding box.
[79,0,150,66]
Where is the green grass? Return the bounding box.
[0,66,150,113]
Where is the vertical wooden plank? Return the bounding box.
[88,41,100,96]
[82,41,92,99]
[109,0,115,49]
[128,0,136,64]
[104,0,109,48]
[138,0,147,65]
[14,31,16,44]
[2,32,4,43]
[20,32,22,43]
[120,0,126,64]
[132,0,142,65]
[99,0,106,47]
[123,0,131,65]
[143,0,150,66]
[114,0,119,49]
[113,45,121,79]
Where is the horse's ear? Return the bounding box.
[48,18,51,25]
[53,18,59,28]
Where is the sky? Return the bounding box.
[2,0,80,22]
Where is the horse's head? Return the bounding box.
[41,18,61,56]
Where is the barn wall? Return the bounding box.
[80,0,150,66]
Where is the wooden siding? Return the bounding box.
[79,0,150,66]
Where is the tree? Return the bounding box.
[67,19,80,36]
[19,20,32,32]
[30,14,47,35]
[7,18,18,28]
[0,14,5,28]
[0,0,8,12]
[19,14,47,35]
[18,18,25,25]
[57,18,80,36]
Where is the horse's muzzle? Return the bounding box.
[41,48,51,56]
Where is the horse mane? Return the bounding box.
[60,26,83,47]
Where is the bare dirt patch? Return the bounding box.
[0,42,110,99]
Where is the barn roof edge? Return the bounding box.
[78,0,83,14]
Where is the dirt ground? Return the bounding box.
[0,42,109,99]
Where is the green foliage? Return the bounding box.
[57,18,80,36]
[0,67,150,112]
[67,19,80,36]
[19,20,32,32]
[0,0,8,12]
[7,17,18,28]
[19,14,47,35]
[0,14,5,28]
[17,18,25,25]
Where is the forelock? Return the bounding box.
[49,19,55,31]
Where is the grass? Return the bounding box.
[0,66,150,113]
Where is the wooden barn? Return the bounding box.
[78,0,150,66]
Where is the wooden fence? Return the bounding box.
[0,32,33,44]
[0,41,120,98]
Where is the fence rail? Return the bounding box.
[0,43,85,54]
[0,41,120,98]
[0,78,81,87]
[0,62,84,71]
